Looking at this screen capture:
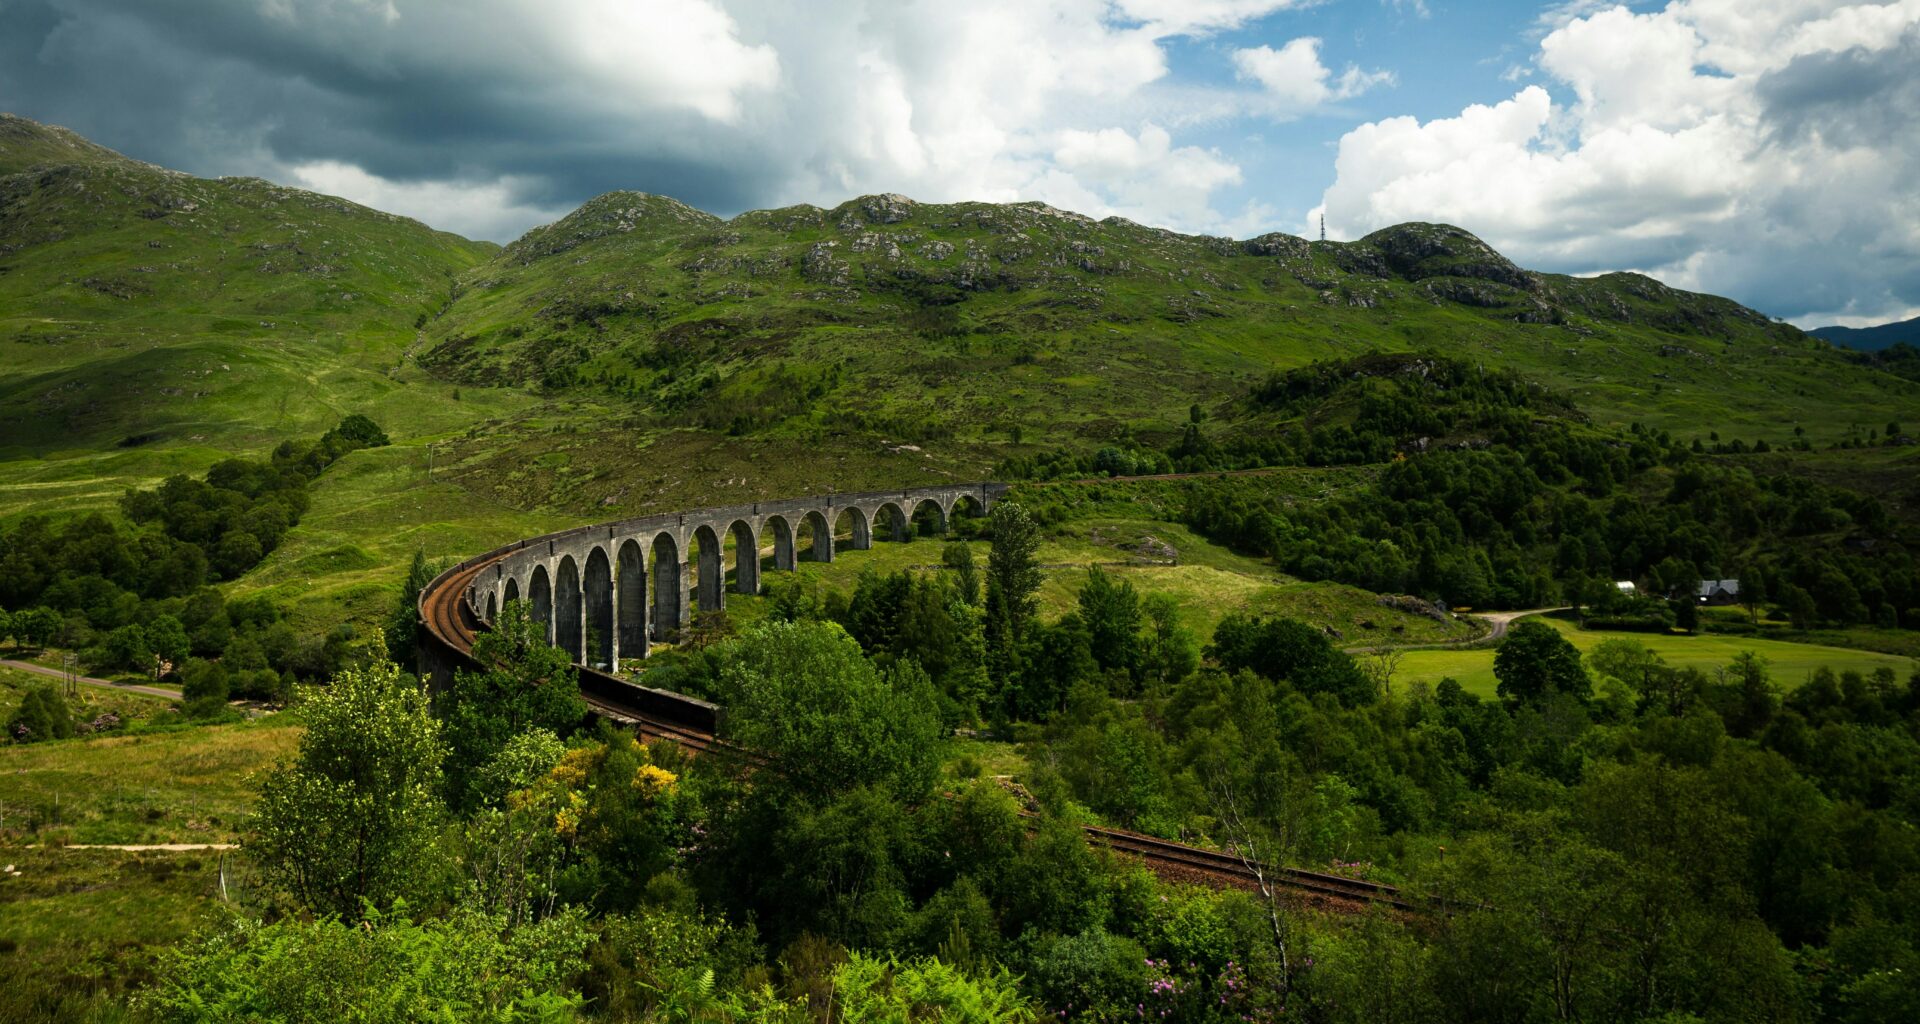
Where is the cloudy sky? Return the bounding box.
[1,0,1916,326]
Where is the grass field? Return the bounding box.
[0,846,227,1022]
[1397,616,1918,697]
[0,717,301,845]
[0,699,298,1020]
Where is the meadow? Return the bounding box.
[1396,615,1917,697]
[0,715,301,845]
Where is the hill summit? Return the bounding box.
[1,115,1915,513]
[418,187,1898,469]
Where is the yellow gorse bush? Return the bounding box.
[634,763,678,794]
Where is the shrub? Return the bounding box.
[6,684,74,742]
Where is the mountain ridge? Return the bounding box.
[1811,315,1920,351]
[2,113,1916,526]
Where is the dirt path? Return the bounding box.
[1346,607,1568,654]
[1476,607,1569,642]
[0,658,182,701]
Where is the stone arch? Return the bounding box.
[554,555,584,663]
[948,493,987,537]
[485,589,498,622]
[765,515,796,571]
[691,524,724,613]
[650,533,682,642]
[616,538,647,662]
[528,565,552,642]
[911,497,946,538]
[874,501,910,542]
[801,509,833,562]
[727,519,760,595]
[833,505,871,551]
[584,546,613,669]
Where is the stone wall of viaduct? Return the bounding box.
[461,483,1007,670]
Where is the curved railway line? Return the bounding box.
[417,495,1416,913]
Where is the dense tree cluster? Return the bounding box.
[182,553,1920,1023]
[0,417,390,731]
[1002,353,1585,480]
[1181,427,1919,624]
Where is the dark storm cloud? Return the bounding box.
[1757,28,1920,151]
[0,0,790,234]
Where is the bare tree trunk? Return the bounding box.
[1209,771,1301,1007]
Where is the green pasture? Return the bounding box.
[0,716,302,845]
[1396,616,1917,698]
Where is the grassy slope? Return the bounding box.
[2,117,1915,642]
[0,114,531,528]
[0,715,300,845]
[416,193,1920,522]
[0,662,178,726]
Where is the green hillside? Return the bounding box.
[422,192,1915,474]
[2,116,1916,631]
[0,114,529,520]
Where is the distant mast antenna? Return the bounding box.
[1319,214,1326,242]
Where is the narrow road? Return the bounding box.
[1476,606,1569,642]
[1346,607,1568,654]
[0,659,182,702]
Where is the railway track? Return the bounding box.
[418,541,1416,910]
[1082,824,1414,910]
[418,551,722,754]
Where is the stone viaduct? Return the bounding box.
[460,483,1007,670]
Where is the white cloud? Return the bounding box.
[1046,123,1243,225]
[1317,0,1920,321]
[286,160,571,242]
[1114,0,1314,35]
[1233,37,1393,111]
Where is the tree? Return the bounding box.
[712,619,941,802]
[1671,598,1700,634]
[1494,619,1590,706]
[13,606,61,650]
[438,601,587,812]
[1206,613,1374,707]
[0,607,11,649]
[250,640,448,919]
[1718,651,1777,738]
[1360,646,1408,699]
[212,529,265,580]
[984,502,1042,673]
[1587,638,1662,696]
[328,413,392,448]
[1741,571,1768,624]
[1781,584,1818,630]
[147,614,191,678]
[386,548,438,663]
[180,658,231,717]
[95,623,153,674]
[1139,593,1198,687]
[1076,566,1142,681]
[942,541,980,607]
